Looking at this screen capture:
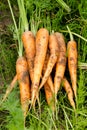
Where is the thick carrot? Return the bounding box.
[1,75,17,105]
[67,26,77,98]
[31,28,49,106]
[63,77,75,109]
[54,32,66,96]
[16,56,31,117]
[39,33,59,90]
[22,31,35,83]
[44,83,54,110]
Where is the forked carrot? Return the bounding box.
[63,77,75,109]
[1,75,17,105]
[39,33,59,90]
[22,31,35,83]
[54,32,66,97]
[31,28,49,107]
[16,56,31,117]
[67,26,77,98]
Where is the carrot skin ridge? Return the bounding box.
[16,56,31,117]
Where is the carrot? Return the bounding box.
[67,40,77,98]
[44,83,54,110]
[42,51,54,93]
[1,75,17,105]
[67,26,77,98]
[22,31,35,83]
[63,77,75,109]
[16,56,31,117]
[31,28,49,107]
[54,32,66,97]
[46,76,54,94]
[42,51,55,110]
[39,33,59,90]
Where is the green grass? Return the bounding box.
[0,0,87,130]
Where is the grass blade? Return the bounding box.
[56,0,71,12]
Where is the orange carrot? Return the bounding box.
[1,75,17,104]
[42,51,54,109]
[16,56,31,117]
[67,26,77,98]
[22,31,35,83]
[54,32,66,96]
[67,40,77,98]
[63,77,75,109]
[39,33,59,90]
[31,28,49,107]
[42,51,54,93]
[44,83,54,110]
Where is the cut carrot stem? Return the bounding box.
[22,31,36,83]
[31,28,49,108]
[63,77,75,109]
[16,56,31,117]
[54,32,66,98]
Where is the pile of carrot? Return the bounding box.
[1,27,77,117]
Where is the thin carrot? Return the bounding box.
[22,31,35,83]
[16,56,31,117]
[63,77,75,109]
[31,28,49,107]
[44,83,54,110]
[54,32,66,97]
[42,51,54,93]
[67,26,77,98]
[1,75,17,105]
[39,33,59,90]
[41,51,55,110]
